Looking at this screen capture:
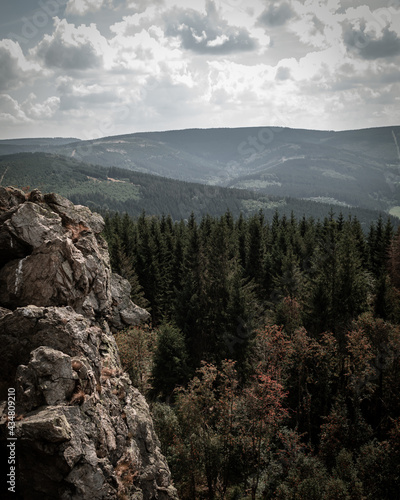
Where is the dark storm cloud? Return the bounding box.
[343,22,400,60]
[257,2,295,27]
[164,1,256,54]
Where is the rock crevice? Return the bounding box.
[0,187,176,500]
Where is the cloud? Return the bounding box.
[275,66,291,80]
[22,93,60,119]
[33,17,109,70]
[258,2,296,27]
[56,77,120,110]
[66,0,112,16]
[340,4,400,59]
[108,26,185,80]
[110,7,158,37]
[207,60,273,104]
[343,23,400,59]
[141,75,202,117]
[1,0,400,138]
[164,1,257,54]
[0,94,31,124]
[0,40,41,92]
[288,1,344,50]
[0,92,60,134]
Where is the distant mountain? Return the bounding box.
[0,137,80,156]
[2,126,399,215]
[0,152,396,229]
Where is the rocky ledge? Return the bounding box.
[0,187,178,500]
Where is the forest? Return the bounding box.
[1,152,397,227]
[104,209,400,500]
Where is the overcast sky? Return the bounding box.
[0,0,399,139]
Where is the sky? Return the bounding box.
[0,0,399,139]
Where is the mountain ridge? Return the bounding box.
[1,124,399,216]
[0,151,397,228]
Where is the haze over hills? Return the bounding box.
[1,125,399,218]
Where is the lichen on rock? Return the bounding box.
[0,187,176,500]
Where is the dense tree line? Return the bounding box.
[105,210,400,499]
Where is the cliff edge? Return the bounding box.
[0,187,178,500]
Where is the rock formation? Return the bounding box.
[0,187,178,500]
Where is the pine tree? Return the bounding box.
[173,213,207,369]
[389,228,400,290]
[246,212,265,287]
[335,225,370,333]
[151,323,189,401]
[303,216,338,334]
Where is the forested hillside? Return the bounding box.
[105,209,400,499]
[1,125,399,214]
[0,152,396,227]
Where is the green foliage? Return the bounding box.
[101,206,400,499]
[167,360,287,500]
[151,324,189,401]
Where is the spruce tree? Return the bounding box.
[151,323,189,401]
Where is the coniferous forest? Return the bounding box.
[104,209,400,500]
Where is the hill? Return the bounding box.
[0,137,80,156]
[0,152,394,228]
[2,125,398,214]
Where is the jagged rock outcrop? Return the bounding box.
[0,187,176,500]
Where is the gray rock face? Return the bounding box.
[110,273,151,330]
[0,188,176,500]
[0,189,112,317]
